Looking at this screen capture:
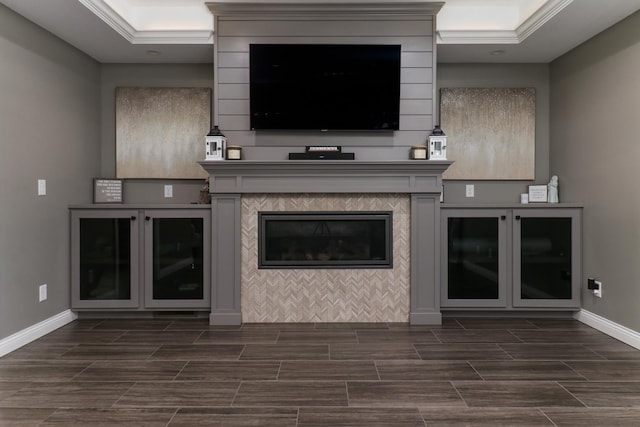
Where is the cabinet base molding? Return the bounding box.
[0,310,77,357]
[75,310,209,319]
[575,309,640,350]
[442,310,577,318]
[210,311,243,326]
[409,311,442,325]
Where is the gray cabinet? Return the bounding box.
[71,206,210,311]
[441,209,509,308]
[441,206,581,310]
[512,208,581,308]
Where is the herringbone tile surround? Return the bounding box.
[241,194,411,322]
[1,317,640,426]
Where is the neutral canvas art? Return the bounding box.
[440,87,536,180]
[116,87,211,179]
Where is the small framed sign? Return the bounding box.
[94,178,123,203]
[528,185,548,203]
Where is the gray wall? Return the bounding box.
[550,11,640,332]
[437,63,551,204]
[100,64,214,204]
[0,5,101,339]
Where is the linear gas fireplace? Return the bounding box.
[258,212,392,268]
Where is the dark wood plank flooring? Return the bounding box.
[1,317,640,426]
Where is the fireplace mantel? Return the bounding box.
[200,160,452,326]
[199,160,453,194]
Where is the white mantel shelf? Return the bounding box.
[199,160,453,194]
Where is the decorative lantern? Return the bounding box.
[428,125,447,160]
[205,126,227,160]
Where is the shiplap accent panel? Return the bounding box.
[213,12,436,157]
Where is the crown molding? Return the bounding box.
[437,0,573,45]
[79,0,213,44]
[80,0,571,46]
[79,0,136,42]
[437,30,519,45]
[129,31,214,45]
[207,2,445,17]
[516,0,574,41]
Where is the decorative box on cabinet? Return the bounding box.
[441,205,582,310]
[70,205,210,311]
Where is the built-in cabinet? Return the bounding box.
[70,206,210,311]
[441,205,582,310]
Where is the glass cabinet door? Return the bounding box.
[441,210,508,307]
[144,210,210,308]
[71,210,140,308]
[513,209,581,308]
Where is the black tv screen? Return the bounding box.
[249,44,401,131]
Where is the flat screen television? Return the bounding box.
[249,44,401,131]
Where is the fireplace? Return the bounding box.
[199,160,451,325]
[259,212,392,268]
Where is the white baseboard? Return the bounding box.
[574,309,640,350]
[0,310,78,357]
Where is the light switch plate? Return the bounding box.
[164,185,173,198]
[39,284,47,302]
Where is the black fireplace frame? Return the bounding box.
[258,211,393,269]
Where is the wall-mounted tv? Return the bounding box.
[249,44,401,131]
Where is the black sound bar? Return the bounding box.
[288,152,355,160]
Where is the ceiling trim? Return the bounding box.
[438,30,519,45]
[516,0,574,41]
[437,0,573,45]
[206,2,445,17]
[79,0,213,44]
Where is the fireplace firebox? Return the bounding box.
[258,212,392,268]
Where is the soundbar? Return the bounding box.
[288,152,355,160]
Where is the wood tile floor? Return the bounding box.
[1,317,640,426]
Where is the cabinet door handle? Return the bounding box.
[145,216,151,221]
[515,215,521,220]
[130,216,136,221]
[500,215,506,220]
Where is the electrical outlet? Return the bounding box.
[38,179,46,196]
[39,284,47,302]
[588,278,603,297]
[164,185,173,198]
[594,280,602,298]
[465,184,475,198]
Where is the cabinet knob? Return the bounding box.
[515,215,521,220]
[145,216,151,221]
[500,215,506,220]
[130,216,136,221]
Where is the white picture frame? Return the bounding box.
[528,185,548,203]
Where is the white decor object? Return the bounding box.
[205,126,227,160]
[428,125,447,160]
[548,175,559,203]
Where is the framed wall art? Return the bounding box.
[440,87,536,180]
[115,87,211,179]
